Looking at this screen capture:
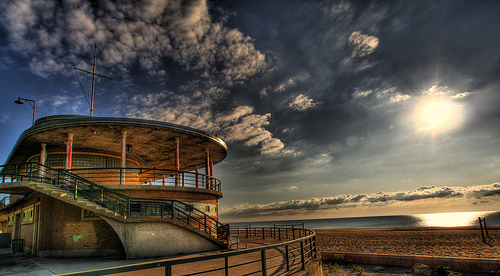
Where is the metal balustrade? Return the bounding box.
[68,167,221,191]
[59,227,319,276]
[0,163,224,238]
[0,196,9,208]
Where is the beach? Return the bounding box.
[315,226,500,259]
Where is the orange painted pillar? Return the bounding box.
[205,148,210,189]
[175,137,180,186]
[120,131,127,185]
[66,133,73,170]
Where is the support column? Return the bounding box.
[210,161,214,189]
[205,148,210,189]
[39,143,47,178]
[66,134,73,170]
[196,166,199,188]
[175,137,180,186]
[121,131,127,185]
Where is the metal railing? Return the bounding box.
[60,227,318,276]
[0,163,224,238]
[68,167,221,192]
[0,196,9,208]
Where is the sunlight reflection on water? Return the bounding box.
[414,211,494,227]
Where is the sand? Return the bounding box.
[315,226,500,259]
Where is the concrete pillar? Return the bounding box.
[39,143,47,178]
[65,134,73,170]
[175,137,180,186]
[121,131,127,185]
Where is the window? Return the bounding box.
[22,207,34,224]
[205,206,210,212]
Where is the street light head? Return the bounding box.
[14,97,24,104]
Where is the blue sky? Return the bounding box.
[1,0,500,222]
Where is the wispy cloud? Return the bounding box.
[128,91,291,156]
[221,183,500,218]
[289,94,317,111]
[348,31,379,59]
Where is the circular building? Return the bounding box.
[0,115,228,258]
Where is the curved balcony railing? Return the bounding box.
[60,227,319,276]
[0,163,225,238]
[67,167,221,192]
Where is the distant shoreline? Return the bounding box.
[315,226,500,259]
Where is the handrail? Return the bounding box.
[0,162,225,239]
[67,167,222,192]
[59,227,319,276]
[0,196,9,208]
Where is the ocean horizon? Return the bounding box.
[229,210,500,229]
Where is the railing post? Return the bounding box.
[278,228,281,241]
[225,256,229,276]
[261,250,267,276]
[165,264,172,276]
[292,225,295,240]
[309,237,313,258]
[262,228,265,240]
[204,215,207,233]
[171,202,175,219]
[74,180,78,199]
[28,163,33,181]
[14,164,19,182]
[285,245,290,271]
[300,241,305,270]
[127,198,131,219]
[89,185,93,202]
[313,236,318,258]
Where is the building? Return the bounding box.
[0,115,228,258]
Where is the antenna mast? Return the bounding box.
[75,43,113,116]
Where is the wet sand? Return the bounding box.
[315,226,500,259]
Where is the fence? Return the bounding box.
[60,227,318,276]
[0,163,224,239]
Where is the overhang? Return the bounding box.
[5,115,227,171]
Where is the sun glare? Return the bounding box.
[416,211,490,227]
[415,99,463,131]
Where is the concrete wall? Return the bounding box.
[104,218,222,259]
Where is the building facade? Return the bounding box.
[0,115,228,258]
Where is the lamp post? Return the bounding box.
[14,97,36,126]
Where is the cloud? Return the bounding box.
[348,31,379,59]
[128,92,290,156]
[221,183,500,217]
[289,94,317,111]
[0,0,267,85]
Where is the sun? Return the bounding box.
[421,101,455,128]
[415,99,463,131]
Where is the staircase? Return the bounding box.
[0,163,226,246]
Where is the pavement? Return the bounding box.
[0,247,183,275]
[0,240,295,276]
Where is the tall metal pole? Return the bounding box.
[75,43,112,117]
[90,43,97,117]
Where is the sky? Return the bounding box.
[1,0,500,223]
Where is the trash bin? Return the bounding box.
[12,239,24,253]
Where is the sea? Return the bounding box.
[229,211,500,229]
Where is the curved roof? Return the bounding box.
[6,115,227,171]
